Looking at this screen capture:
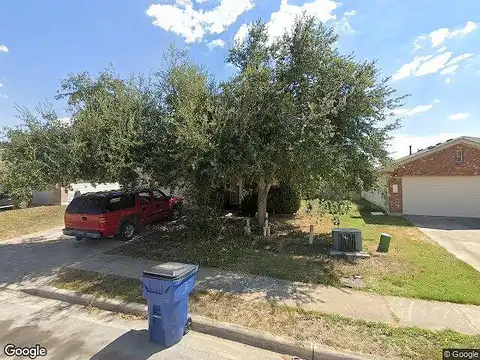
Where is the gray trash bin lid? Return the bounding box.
[142,262,198,280]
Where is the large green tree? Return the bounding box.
[1,104,77,204]
[2,16,403,227]
[1,68,155,202]
[221,16,403,227]
[56,67,153,186]
[140,48,226,204]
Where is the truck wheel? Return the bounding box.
[170,206,182,220]
[184,317,192,335]
[75,236,83,241]
[120,221,136,241]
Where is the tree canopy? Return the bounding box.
[1,15,404,226]
[216,16,403,225]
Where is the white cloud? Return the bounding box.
[207,38,226,49]
[0,82,3,87]
[429,28,450,47]
[391,98,440,118]
[413,36,426,52]
[176,0,192,6]
[234,23,250,43]
[440,65,459,75]
[411,21,478,53]
[449,113,469,120]
[266,0,338,41]
[234,0,339,44]
[146,0,254,43]
[0,45,8,53]
[445,77,452,84]
[392,52,453,80]
[455,21,478,36]
[337,10,356,35]
[393,104,433,117]
[448,53,474,65]
[415,52,453,76]
[392,55,433,81]
[428,21,478,47]
[389,133,463,159]
[436,46,448,53]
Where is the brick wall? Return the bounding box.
[387,143,480,213]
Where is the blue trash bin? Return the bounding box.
[141,262,198,347]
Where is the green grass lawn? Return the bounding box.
[109,200,480,305]
[0,205,66,240]
[52,268,480,360]
[338,201,480,305]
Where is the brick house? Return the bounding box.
[363,136,480,218]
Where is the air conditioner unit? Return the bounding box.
[331,228,362,252]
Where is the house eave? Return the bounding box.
[382,136,480,172]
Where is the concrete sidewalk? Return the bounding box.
[0,288,287,360]
[69,253,480,335]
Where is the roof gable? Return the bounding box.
[385,136,480,171]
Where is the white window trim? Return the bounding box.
[455,149,463,163]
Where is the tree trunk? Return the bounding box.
[257,178,271,228]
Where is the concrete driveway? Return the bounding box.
[407,215,480,272]
[0,228,123,287]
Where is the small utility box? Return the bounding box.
[377,233,392,253]
[332,228,362,252]
[330,228,370,258]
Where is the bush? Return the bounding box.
[10,188,32,209]
[187,206,223,241]
[183,206,256,268]
[267,183,300,215]
[240,183,300,216]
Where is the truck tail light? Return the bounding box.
[98,216,107,228]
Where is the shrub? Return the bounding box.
[10,188,32,208]
[267,183,301,215]
[240,183,301,216]
[184,207,256,267]
[187,206,223,241]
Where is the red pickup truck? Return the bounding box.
[62,189,183,241]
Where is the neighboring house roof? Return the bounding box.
[382,136,480,172]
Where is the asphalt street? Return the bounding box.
[0,288,288,360]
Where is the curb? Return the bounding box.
[22,286,147,316]
[20,286,380,360]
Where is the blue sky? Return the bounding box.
[1,0,479,158]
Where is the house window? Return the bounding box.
[455,149,463,163]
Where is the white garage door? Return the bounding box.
[403,176,480,218]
